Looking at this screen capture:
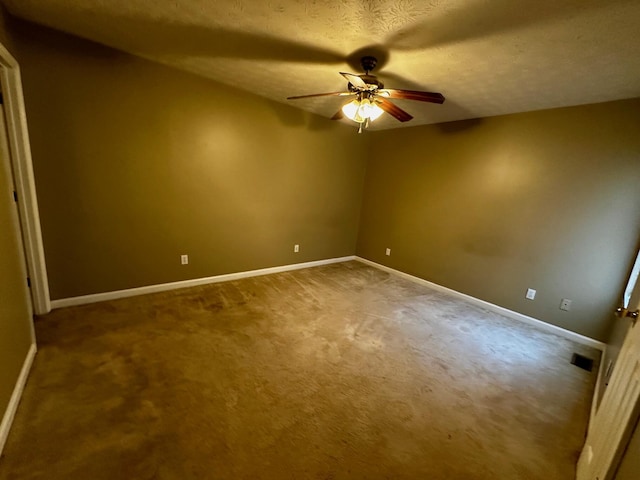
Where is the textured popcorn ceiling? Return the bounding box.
[3,0,640,130]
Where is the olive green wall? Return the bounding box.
[0,7,33,437]
[9,20,366,300]
[357,99,640,341]
[0,6,12,47]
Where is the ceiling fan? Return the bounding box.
[287,56,445,132]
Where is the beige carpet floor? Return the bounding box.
[0,261,598,479]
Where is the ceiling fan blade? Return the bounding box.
[379,89,445,104]
[287,92,353,100]
[340,72,368,89]
[331,109,344,120]
[376,98,413,122]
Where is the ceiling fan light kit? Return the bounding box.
[341,96,384,122]
[287,56,445,133]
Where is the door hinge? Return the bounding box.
[27,277,31,288]
[13,190,17,202]
[615,307,639,326]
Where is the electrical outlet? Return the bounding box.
[560,298,572,311]
[385,248,391,256]
[294,244,299,253]
[181,254,189,265]
[526,288,536,300]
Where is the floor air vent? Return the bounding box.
[571,353,594,372]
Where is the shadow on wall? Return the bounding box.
[8,15,124,61]
[8,9,344,64]
[269,102,339,132]
[437,118,484,134]
[11,15,342,135]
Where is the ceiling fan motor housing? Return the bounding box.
[361,56,378,73]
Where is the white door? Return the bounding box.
[577,253,640,480]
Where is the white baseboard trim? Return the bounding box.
[0,343,36,455]
[51,256,357,309]
[356,256,606,350]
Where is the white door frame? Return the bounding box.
[0,41,50,315]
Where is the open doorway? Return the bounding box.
[0,40,49,314]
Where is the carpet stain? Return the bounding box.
[0,262,597,479]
